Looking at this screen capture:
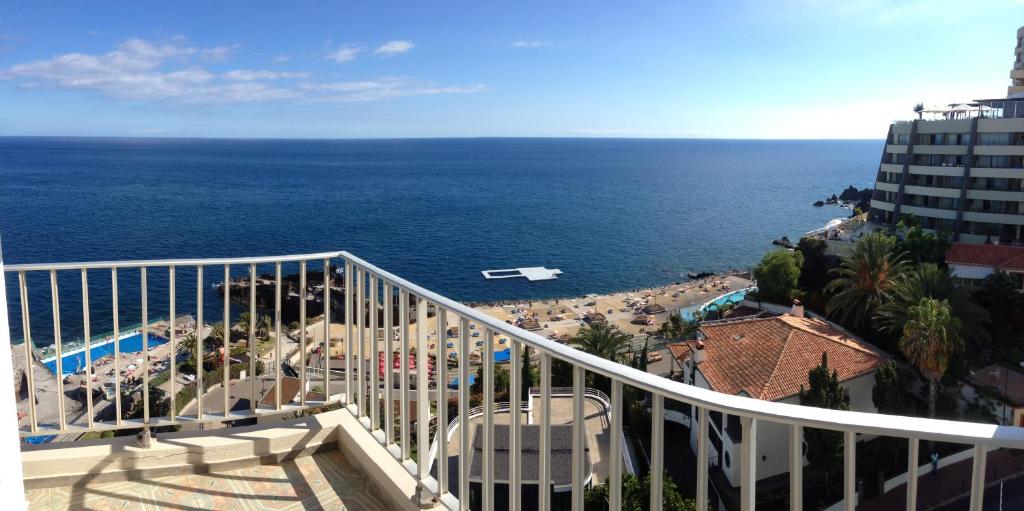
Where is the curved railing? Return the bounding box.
[5,250,1024,511]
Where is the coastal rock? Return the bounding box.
[813,200,824,207]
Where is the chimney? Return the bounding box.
[790,299,804,318]
[692,341,706,364]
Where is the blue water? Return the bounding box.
[42,332,168,376]
[0,137,880,345]
[680,288,750,321]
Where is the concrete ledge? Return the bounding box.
[21,411,343,489]
[335,408,441,511]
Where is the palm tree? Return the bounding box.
[569,323,632,363]
[235,311,252,334]
[899,298,962,419]
[208,322,225,343]
[825,232,909,330]
[876,263,989,346]
[179,332,198,356]
[913,102,924,119]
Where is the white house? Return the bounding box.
[946,242,1024,290]
[668,301,887,509]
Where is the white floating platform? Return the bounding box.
[482,267,563,282]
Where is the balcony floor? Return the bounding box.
[24,450,385,511]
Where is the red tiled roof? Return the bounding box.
[669,315,886,402]
[946,243,1024,272]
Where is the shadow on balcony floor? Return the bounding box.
[24,450,385,511]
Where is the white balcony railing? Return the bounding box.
[4,249,1024,511]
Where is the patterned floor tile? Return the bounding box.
[36,450,385,511]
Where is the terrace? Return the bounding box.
[2,249,1024,510]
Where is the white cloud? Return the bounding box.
[299,77,486,102]
[224,69,309,81]
[510,40,548,48]
[199,44,240,63]
[272,55,292,63]
[373,40,413,55]
[0,38,485,104]
[326,46,361,63]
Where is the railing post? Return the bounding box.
[345,260,354,408]
[357,269,365,419]
[370,274,379,430]
[399,289,410,460]
[572,366,586,511]
[436,307,448,496]
[49,270,66,431]
[789,425,803,511]
[248,264,256,415]
[969,445,987,511]
[539,353,552,511]
[696,407,709,511]
[17,273,36,433]
[193,266,202,420]
[609,380,623,511]
[384,281,394,445]
[0,241,28,510]
[906,438,919,511]
[81,269,94,429]
[221,265,229,418]
[299,261,307,407]
[509,338,521,511]
[650,394,664,511]
[844,431,856,511]
[274,262,282,410]
[482,329,495,511]
[416,296,434,503]
[458,316,471,510]
[740,417,757,511]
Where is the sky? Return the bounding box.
[1,0,1023,139]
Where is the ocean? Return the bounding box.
[0,137,880,345]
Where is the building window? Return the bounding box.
[896,134,909,144]
[978,133,1011,145]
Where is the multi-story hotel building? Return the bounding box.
[868,26,1024,244]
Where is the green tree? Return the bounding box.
[208,322,225,343]
[570,323,633,362]
[899,298,962,419]
[894,217,952,264]
[799,352,850,490]
[973,271,1024,356]
[235,311,252,334]
[872,361,906,415]
[796,237,835,291]
[825,232,909,331]
[875,263,989,347]
[621,472,696,511]
[913,102,924,119]
[521,345,537,398]
[752,249,803,303]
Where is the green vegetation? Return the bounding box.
[825,232,909,331]
[899,298,962,419]
[799,353,850,492]
[872,361,907,415]
[752,249,803,303]
[570,323,633,363]
[520,345,536,398]
[583,472,697,511]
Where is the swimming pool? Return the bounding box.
[41,332,168,376]
[679,288,753,321]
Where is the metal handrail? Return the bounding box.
[341,251,1024,448]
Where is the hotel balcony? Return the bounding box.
[3,250,1024,511]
